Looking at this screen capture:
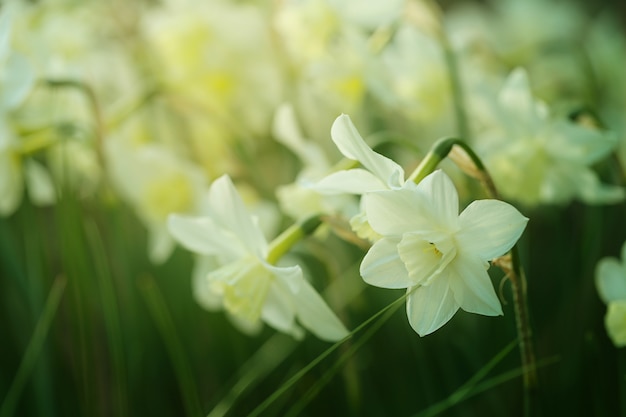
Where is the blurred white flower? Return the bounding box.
[168,175,349,342]
[105,138,208,263]
[0,133,56,216]
[596,242,626,347]
[0,6,35,111]
[273,104,357,220]
[367,22,454,142]
[144,1,282,137]
[476,68,624,206]
[360,170,528,335]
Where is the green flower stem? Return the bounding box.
[417,0,470,140]
[247,288,412,417]
[106,87,160,131]
[18,132,58,156]
[0,275,67,417]
[266,215,323,265]
[138,274,203,417]
[44,79,106,170]
[441,34,470,141]
[407,136,538,415]
[509,245,538,416]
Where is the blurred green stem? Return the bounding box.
[0,275,67,417]
[617,348,626,417]
[247,289,413,417]
[417,0,470,140]
[84,220,129,417]
[44,78,106,170]
[139,274,203,417]
[284,297,404,417]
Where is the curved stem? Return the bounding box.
[418,0,470,140]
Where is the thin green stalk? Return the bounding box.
[206,334,297,417]
[246,290,412,417]
[19,203,57,417]
[57,196,94,415]
[106,87,160,131]
[621,349,626,417]
[138,274,203,417]
[84,220,128,417]
[412,340,516,417]
[284,299,404,417]
[207,260,365,417]
[418,0,470,140]
[441,33,470,141]
[0,275,67,417]
[413,355,559,417]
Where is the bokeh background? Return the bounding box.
[1,0,625,416]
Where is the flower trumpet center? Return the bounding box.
[398,232,456,286]
[208,256,272,324]
[426,242,442,257]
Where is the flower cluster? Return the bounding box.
[0,0,623,345]
[3,1,626,416]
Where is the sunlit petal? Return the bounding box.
[167,213,244,259]
[331,114,404,188]
[416,170,459,229]
[311,169,390,194]
[406,277,459,336]
[363,188,429,235]
[291,274,349,342]
[207,175,268,257]
[360,237,413,288]
[456,200,528,261]
[449,255,502,316]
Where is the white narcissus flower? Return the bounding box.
[595,242,626,347]
[360,170,528,336]
[168,175,349,342]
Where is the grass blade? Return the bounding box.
[0,275,67,417]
